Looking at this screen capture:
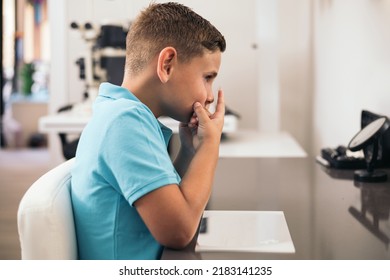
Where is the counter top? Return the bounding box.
[162,157,390,259]
[39,113,307,158]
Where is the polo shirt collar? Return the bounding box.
[98,82,140,102]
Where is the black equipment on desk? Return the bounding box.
[71,22,128,99]
[348,115,390,182]
[318,110,390,170]
[320,145,366,169]
[360,110,390,166]
[96,24,127,86]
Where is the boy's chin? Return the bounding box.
[179,112,194,124]
[168,110,194,124]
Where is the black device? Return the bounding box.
[348,116,390,182]
[318,110,390,170]
[360,110,390,166]
[320,145,366,169]
[97,24,127,85]
[70,22,128,90]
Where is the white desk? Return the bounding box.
[38,112,238,134]
[219,130,306,158]
[39,113,306,158]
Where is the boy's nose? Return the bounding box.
[206,98,214,105]
[205,91,214,106]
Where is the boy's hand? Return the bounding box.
[190,89,225,147]
[178,89,224,155]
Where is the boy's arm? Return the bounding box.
[172,123,196,178]
[134,90,225,249]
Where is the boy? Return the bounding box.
[71,2,226,259]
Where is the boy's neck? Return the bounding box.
[121,73,162,119]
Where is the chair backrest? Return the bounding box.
[17,158,78,259]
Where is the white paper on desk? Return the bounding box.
[195,210,295,253]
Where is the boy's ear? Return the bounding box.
[157,47,177,83]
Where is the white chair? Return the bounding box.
[17,158,78,259]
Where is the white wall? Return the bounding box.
[312,0,390,154]
[278,0,312,152]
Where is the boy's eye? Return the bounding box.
[205,75,213,82]
[204,72,217,82]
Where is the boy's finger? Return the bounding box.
[214,89,225,117]
[193,102,209,124]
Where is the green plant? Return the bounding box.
[20,63,35,95]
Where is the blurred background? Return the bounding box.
[1,0,390,259]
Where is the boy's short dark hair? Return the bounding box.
[125,2,226,76]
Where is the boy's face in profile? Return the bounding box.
[163,50,221,123]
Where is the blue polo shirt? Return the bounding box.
[71,82,181,259]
